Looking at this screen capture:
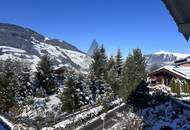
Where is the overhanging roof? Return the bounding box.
[162,0,190,41]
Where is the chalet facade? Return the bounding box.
[149,57,190,86]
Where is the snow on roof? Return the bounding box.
[152,65,190,80]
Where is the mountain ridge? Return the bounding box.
[0,23,92,72]
[145,51,190,69]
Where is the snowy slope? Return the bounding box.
[0,42,92,72]
[0,23,92,72]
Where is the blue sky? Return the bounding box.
[0,0,190,56]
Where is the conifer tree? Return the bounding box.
[181,80,189,94]
[75,74,89,106]
[184,82,188,94]
[0,59,32,112]
[120,48,146,102]
[90,45,107,80]
[106,56,117,94]
[89,77,97,102]
[35,54,57,96]
[107,56,115,71]
[187,85,190,94]
[16,61,33,100]
[35,87,46,98]
[175,80,181,96]
[89,45,108,101]
[61,73,81,112]
[90,49,102,79]
[100,45,108,80]
[107,66,119,95]
[0,73,15,112]
[181,80,186,93]
[115,49,123,76]
[105,50,123,95]
[170,78,177,94]
[89,77,109,102]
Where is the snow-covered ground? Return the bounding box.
[141,101,190,130]
[106,101,190,130]
[20,94,61,119]
[107,110,143,130]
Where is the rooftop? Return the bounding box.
[151,65,190,80]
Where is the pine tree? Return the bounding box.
[107,67,118,94]
[106,56,117,94]
[36,87,46,98]
[107,56,115,71]
[181,80,186,93]
[16,61,33,100]
[170,78,177,94]
[99,45,108,80]
[61,73,81,112]
[120,48,146,102]
[0,59,18,112]
[89,77,108,102]
[187,84,190,94]
[75,74,89,106]
[89,45,108,102]
[35,54,57,96]
[0,59,33,112]
[105,50,123,95]
[175,80,181,96]
[89,77,97,102]
[0,73,15,112]
[181,80,189,94]
[184,82,188,94]
[170,79,182,96]
[115,49,123,76]
[90,45,107,80]
[90,49,102,79]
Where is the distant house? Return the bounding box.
[149,57,190,86]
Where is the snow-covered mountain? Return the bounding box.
[0,23,92,72]
[145,51,190,67]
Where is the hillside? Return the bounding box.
[0,23,92,72]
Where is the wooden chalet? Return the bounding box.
[149,57,190,86]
